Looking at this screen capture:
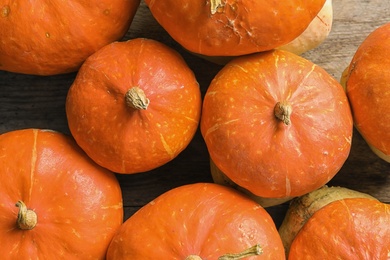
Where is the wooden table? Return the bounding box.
[1,0,389,228]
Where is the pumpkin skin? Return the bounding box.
[288,198,390,259]
[0,0,140,75]
[106,183,285,259]
[344,22,390,162]
[0,129,123,259]
[201,49,353,199]
[144,0,326,56]
[66,38,202,174]
[209,158,293,208]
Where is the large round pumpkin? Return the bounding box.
[66,38,202,174]
[0,128,123,259]
[144,0,326,56]
[0,0,140,75]
[106,183,285,259]
[201,49,353,202]
[343,22,390,162]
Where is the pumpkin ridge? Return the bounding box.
[203,118,240,139]
[29,129,39,201]
[159,133,175,159]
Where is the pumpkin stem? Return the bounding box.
[185,256,203,260]
[125,87,150,110]
[218,244,263,260]
[210,0,224,14]
[184,244,262,260]
[15,200,37,230]
[274,101,292,125]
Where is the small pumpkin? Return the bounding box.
[279,186,389,259]
[278,185,377,256]
[342,22,390,162]
[106,183,285,259]
[66,38,202,174]
[0,128,123,258]
[201,49,353,205]
[144,0,326,57]
[0,0,140,75]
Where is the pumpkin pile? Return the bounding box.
[1,1,389,259]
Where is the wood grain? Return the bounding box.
[0,0,389,228]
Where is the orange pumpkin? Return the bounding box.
[280,187,390,259]
[201,49,353,203]
[66,38,202,174]
[278,185,378,256]
[343,22,390,162]
[144,0,326,56]
[106,183,285,259]
[0,129,123,258]
[0,0,140,75]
